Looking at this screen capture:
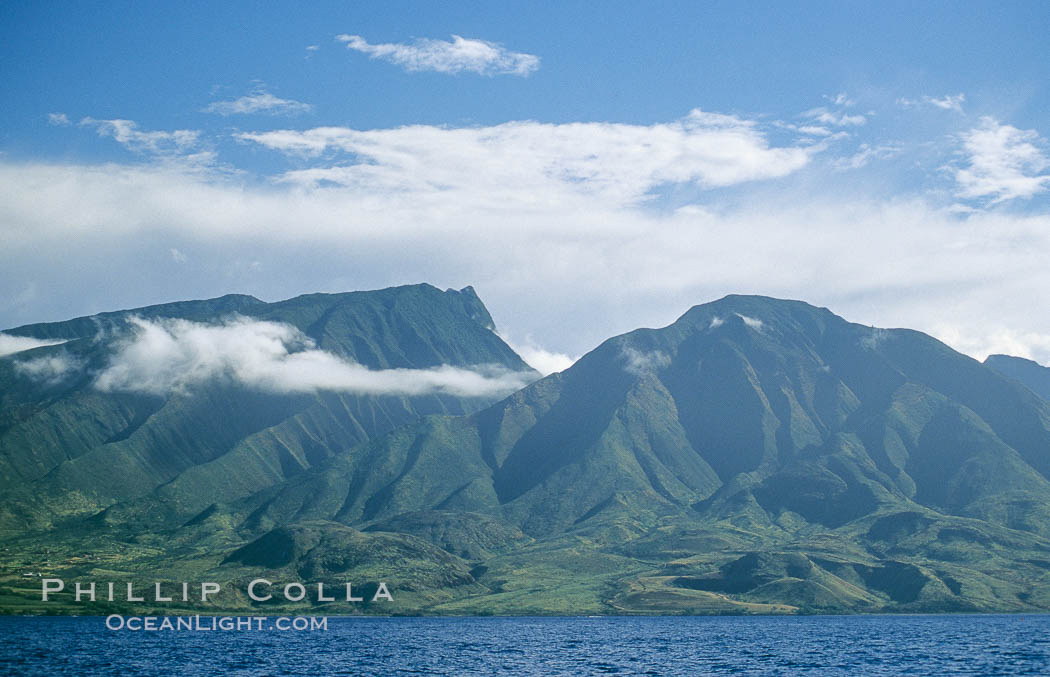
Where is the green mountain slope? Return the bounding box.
[232,296,1050,535]
[5,293,1050,615]
[180,295,1050,613]
[0,284,535,532]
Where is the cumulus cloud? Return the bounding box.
[48,113,71,126]
[93,316,535,398]
[622,346,671,376]
[337,33,539,76]
[238,110,814,206]
[955,117,1050,204]
[203,89,313,116]
[0,333,67,357]
[80,118,200,156]
[14,353,81,385]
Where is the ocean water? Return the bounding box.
[2,615,1048,675]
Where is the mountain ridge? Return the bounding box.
[0,283,536,533]
[4,289,1050,615]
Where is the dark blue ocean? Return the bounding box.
[2,615,1048,675]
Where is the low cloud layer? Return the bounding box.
[622,347,671,376]
[14,354,80,385]
[0,333,67,357]
[337,34,539,76]
[93,316,535,398]
[4,157,1050,366]
[4,102,1050,368]
[497,332,576,376]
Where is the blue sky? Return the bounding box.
[2,1,1050,371]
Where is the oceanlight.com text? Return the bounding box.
[105,615,328,632]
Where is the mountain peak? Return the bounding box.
[685,294,835,318]
[663,294,843,348]
[987,354,1045,369]
[449,285,495,331]
[985,353,1050,402]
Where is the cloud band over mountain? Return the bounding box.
[0,333,67,357]
[93,316,535,398]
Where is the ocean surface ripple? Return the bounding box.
[2,615,1049,675]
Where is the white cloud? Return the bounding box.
[93,316,536,398]
[497,332,576,376]
[898,94,965,113]
[802,107,866,127]
[80,118,200,156]
[955,117,1050,204]
[709,316,725,329]
[238,110,814,207]
[833,143,902,170]
[773,120,839,137]
[925,94,965,112]
[622,346,671,376]
[0,333,67,357]
[15,354,80,384]
[6,157,1050,365]
[337,33,539,76]
[203,89,313,116]
[735,313,764,331]
[48,113,71,126]
[306,45,319,51]
[797,125,834,136]
[170,248,187,264]
[933,325,1050,364]
[7,102,1050,368]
